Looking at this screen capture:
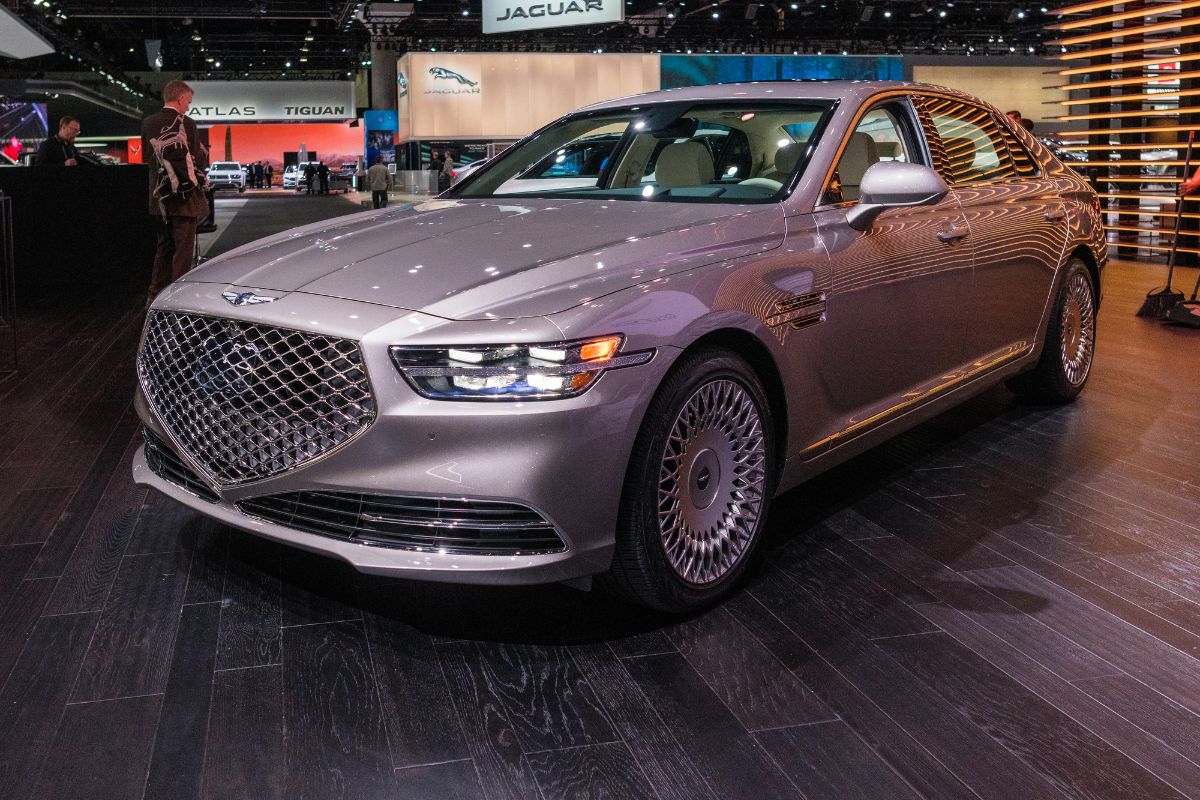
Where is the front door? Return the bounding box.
[809,96,974,457]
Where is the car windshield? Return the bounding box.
[452,100,832,204]
[211,162,239,170]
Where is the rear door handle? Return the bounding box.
[1044,208,1066,222]
[937,225,970,243]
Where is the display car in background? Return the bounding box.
[281,161,323,190]
[134,81,1105,611]
[450,156,490,186]
[205,161,246,192]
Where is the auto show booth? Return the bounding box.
[184,80,361,183]
[385,51,1067,178]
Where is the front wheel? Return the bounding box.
[1006,257,1097,403]
[605,347,775,612]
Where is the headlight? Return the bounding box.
[389,334,654,401]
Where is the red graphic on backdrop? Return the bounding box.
[2,136,21,162]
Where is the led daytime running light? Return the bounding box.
[389,336,653,401]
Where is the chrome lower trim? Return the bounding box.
[801,342,1031,456]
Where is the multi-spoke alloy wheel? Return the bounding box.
[657,380,767,586]
[1006,257,1097,404]
[1059,270,1095,387]
[606,347,775,612]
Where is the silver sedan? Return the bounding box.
[134,81,1105,611]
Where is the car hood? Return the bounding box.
[184,198,784,320]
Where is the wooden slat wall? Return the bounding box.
[1048,0,1200,258]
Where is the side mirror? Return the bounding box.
[845,162,950,231]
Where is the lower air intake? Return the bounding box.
[237,491,565,555]
[143,431,219,503]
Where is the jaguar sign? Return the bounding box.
[425,67,481,94]
[482,0,622,33]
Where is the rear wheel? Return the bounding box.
[605,347,774,612]
[1006,257,1096,403]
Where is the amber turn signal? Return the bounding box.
[580,337,620,362]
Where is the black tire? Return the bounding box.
[604,347,776,612]
[1006,257,1097,403]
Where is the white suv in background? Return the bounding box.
[283,161,323,190]
[205,161,246,192]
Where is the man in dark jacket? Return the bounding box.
[317,161,330,194]
[304,162,316,195]
[142,79,208,307]
[35,116,81,166]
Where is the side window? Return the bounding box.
[922,97,1017,184]
[998,124,1039,177]
[823,104,915,205]
[515,124,626,185]
[709,127,753,182]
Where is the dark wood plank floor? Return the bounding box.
[2,197,1199,799]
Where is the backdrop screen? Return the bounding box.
[660,55,902,88]
[0,102,49,163]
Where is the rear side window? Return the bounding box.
[998,125,1040,177]
[920,97,1017,185]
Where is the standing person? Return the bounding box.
[143,79,208,307]
[304,162,316,195]
[317,161,330,195]
[255,160,265,189]
[434,149,448,194]
[439,151,454,194]
[35,116,82,166]
[367,155,391,209]
[265,162,274,187]
[1179,167,1200,197]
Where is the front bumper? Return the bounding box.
[132,285,674,585]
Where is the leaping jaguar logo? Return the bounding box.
[429,67,478,87]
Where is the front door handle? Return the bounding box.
[1044,207,1066,222]
[936,224,970,243]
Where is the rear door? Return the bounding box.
[915,94,1068,363]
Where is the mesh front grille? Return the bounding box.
[238,491,566,555]
[138,312,376,485]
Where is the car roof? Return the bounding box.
[577,80,977,112]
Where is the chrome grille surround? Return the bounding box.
[138,311,376,485]
[237,491,566,555]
